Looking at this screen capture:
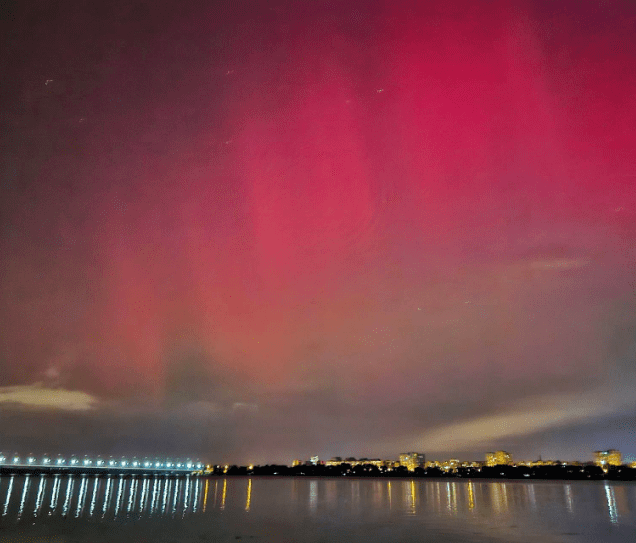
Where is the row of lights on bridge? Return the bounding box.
[0,453,203,470]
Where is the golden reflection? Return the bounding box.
[220,478,227,510]
[387,481,392,511]
[203,479,209,512]
[213,480,218,509]
[450,482,457,515]
[409,480,416,514]
[245,478,252,512]
[491,483,509,515]
[468,482,475,511]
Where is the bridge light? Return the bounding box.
[28,457,36,464]
[43,457,51,464]
[97,460,104,466]
[71,458,78,465]
[177,463,182,468]
[13,456,20,464]
[133,461,139,467]
[144,461,151,467]
[57,458,65,465]
[109,460,116,467]
[0,455,5,464]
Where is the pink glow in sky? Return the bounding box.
[0,0,635,463]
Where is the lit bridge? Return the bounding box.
[0,452,206,475]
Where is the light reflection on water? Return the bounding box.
[0,476,635,542]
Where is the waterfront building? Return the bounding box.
[486,451,512,467]
[399,452,425,471]
[594,450,621,467]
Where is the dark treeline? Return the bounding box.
[211,463,636,481]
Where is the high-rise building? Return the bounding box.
[594,450,621,467]
[486,451,512,466]
[310,456,320,465]
[292,459,302,467]
[399,452,425,471]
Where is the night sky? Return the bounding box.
[1,0,635,465]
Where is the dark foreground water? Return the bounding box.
[0,475,635,542]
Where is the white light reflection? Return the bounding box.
[150,477,160,515]
[62,476,74,517]
[605,482,618,525]
[114,476,125,517]
[49,475,61,514]
[74,476,88,517]
[127,477,138,515]
[89,478,100,517]
[139,477,149,515]
[3,475,14,516]
[564,484,573,514]
[161,478,171,516]
[192,478,201,513]
[102,476,113,517]
[309,480,318,513]
[527,484,536,512]
[172,478,181,517]
[17,474,31,519]
[34,475,47,517]
[182,476,192,517]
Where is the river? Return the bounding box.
[0,474,634,542]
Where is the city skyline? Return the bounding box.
[1,0,635,465]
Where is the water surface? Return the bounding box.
[1,475,635,542]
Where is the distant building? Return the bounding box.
[292,459,302,467]
[594,450,621,468]
[310,456,320,465]
[325,457,385,468]
[399,452,425,471]
[486,451,512,467]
